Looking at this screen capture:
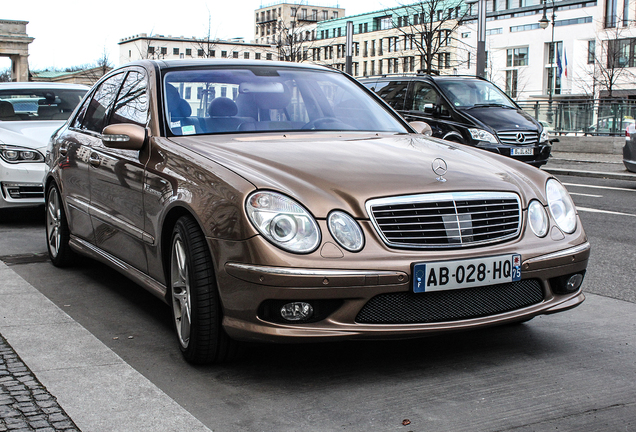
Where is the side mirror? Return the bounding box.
[410,121,433,136]
[101,124,146,150]
[423,103,436,114]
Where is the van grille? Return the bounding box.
[366,192,521,249]
[497,131,539,146]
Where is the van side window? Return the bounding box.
[409,82,450,117]
[373,80,408,111]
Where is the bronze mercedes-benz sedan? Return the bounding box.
[45,60,589,364]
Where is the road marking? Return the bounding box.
[569,192,603,198]
[564,182,636,193]
[577,206,636,218]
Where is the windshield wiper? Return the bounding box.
[467,103,515,109]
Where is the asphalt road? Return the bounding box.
[0,173,635,431]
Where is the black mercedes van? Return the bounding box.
[360,74,551,167]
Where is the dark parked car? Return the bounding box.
[45,60,588,364]
[360,75,552,167]
[624,123,636,172]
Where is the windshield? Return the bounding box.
[163,66,408,136]
[0,88,87,121]
[436,79,516,109]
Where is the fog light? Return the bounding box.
[280,302,313,322]
[566,274,584,292]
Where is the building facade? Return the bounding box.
[118,34,277,65]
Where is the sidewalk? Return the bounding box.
[542,150,636,181]
[0,262,212,432]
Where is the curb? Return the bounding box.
[542,167,636,182]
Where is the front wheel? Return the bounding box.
[45,183,75,267]
[170,216,237,364]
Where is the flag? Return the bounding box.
[564,47,568,78]
[556,45,563,77]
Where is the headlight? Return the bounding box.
[246,191,321,253]
[540,128,549,143]
[468,128,498,144]
[327,211,364,252]
[546,179,577,234]
[0,145,44,164]
[527,200,548,237]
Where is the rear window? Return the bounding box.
[0,88,87,121]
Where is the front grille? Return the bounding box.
[367,192,521,249]
[355,279,543,324]
[497,131,539,146]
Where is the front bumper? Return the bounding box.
[476,141,552,167]
[0,160,46,208]
[213,228,590,343]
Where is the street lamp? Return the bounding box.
[466,0,487,78]
[539,0,556,122]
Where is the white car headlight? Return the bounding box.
[540,128,549,143]
[546,179,577,234]
[246,191,321,253]
[468,128,498,144]
[327,211,364,252]
[527,200,549,237]
[0,145,44,163]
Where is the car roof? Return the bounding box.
[0,82,89,90]
[118,59,336,73]
[360,74,487,83]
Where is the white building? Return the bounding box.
[118,34,277,65]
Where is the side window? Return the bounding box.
[80,73,125,133]
[372,80,408,111]
[408,82,450,117]
[110,71,148,127]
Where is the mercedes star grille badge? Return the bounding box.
[516,133,526,143]
[432,158,447,182]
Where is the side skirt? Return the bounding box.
[69,236,168,303]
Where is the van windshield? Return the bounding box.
[436,79,516,109]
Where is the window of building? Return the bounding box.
[185,87,191,99]
[291,7,297,17]
[323,10,328,20]
[210,50,215,57]
[173,48,179,55]
[266,53,273,60]
[507,47,528,66]
[588,40,595,64]
[486,28,502,35]
[147,46,155,55]
[555,16,593,26]
[255,52,261,60]
[233,52,239,58]
[506,69,518,98]
[244,52,250,59]
[160,47,167,55]
[364,23,368,32]
[221,51,227,58]
[333,11,338,18]
[605,0,617,27]
[607,38,636,68]
[185,48,191,56]
[510,23,540,32]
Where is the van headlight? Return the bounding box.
[246,191,321,253]
[468,128,498,144]
[546,179,577,234]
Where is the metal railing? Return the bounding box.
[517,99,636,136]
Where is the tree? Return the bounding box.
[274,11,321,63]
[390,0,469,74]
[581,25,635,99]
[0,68,10,82]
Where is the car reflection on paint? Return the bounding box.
[44,60,589,364]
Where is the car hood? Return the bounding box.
[170,132,548,218]
[0,120,65,151]
[459,106,539,133]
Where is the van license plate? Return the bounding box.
[511,148,534,156]
[413,254,522,293]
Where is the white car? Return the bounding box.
[0,82,88,209]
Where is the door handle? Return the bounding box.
[89,154,101,168]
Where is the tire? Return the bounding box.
[169,216,237,364]
[45,184,75,267]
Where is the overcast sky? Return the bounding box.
[2,0,400,71]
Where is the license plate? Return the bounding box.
[413,254,521,293]
[511,147,534,156]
